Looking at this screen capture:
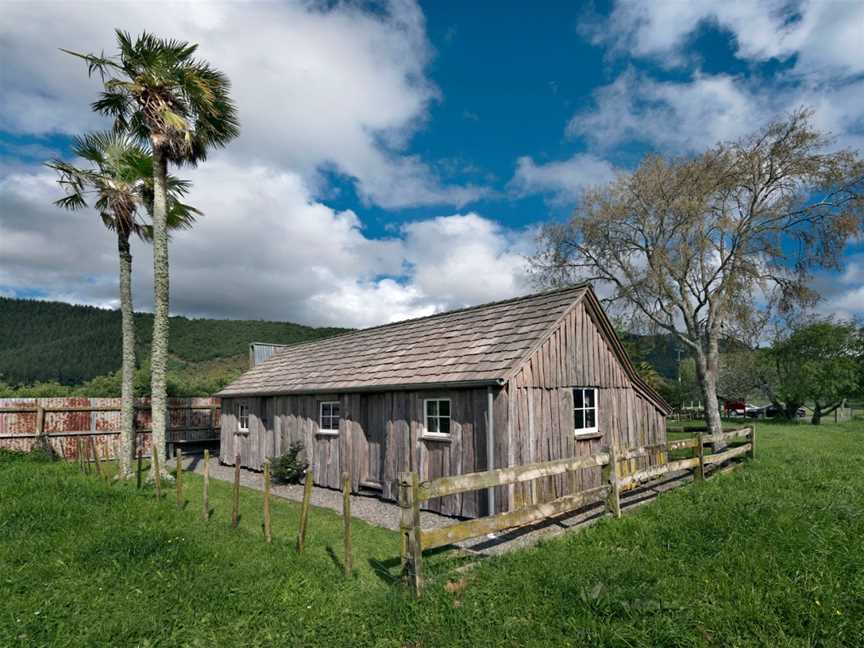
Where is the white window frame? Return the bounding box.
[237,403,249,432]
[318,401,341,435]
[573,387,598,436]
[423,398,452,438]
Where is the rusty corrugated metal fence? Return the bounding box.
[0,397,221,460]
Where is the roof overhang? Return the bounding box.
[216,377,505,398]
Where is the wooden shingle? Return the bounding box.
[218,285,588,396]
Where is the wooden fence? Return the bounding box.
[0,397,221,460]
[398,426,755,596]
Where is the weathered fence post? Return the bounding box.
[202,449,210,521]
[231,453,241,528]
[35,404,46,453]
[175,448,184,508]
[91,438,103,478]
[153,446,162,499]
[342,472,352,576]
[263,460,272,544]
[76,438,85,473]
[398,471,423,596]
[749,425,756,460]
[136,446,143,489]
[606,442,621,519]
[695,432,705,482]
[296,469,313,553]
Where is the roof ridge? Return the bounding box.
[255,283,590,357]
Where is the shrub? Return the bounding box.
[271,442,307,484]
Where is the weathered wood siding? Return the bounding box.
[507,300,667,507]
[222,388,508,518]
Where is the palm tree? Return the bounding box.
[46,131,199,478]
[65,31,238,476]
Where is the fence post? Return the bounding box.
[695,432,705,482]
[202,449,210,521]
[296,469,313,553]
[35,404,46,453]
[153,446,162,499]
[749,425,756,460]
[137,446,143,489]
[606,441,621,519]
[77,438,85,473]
[342,472,352,576]
[91,438,103,478]
[263,460,272,544]
[398,471,423,596]
[231,453,241,528]
[175,448,183,508]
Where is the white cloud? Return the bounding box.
[0,161,531,328]
[596,1,864,77]
[568,68,864,155]
[508,153,618,203]
[0,0,484,209]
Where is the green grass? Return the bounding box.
[2,420,863,646]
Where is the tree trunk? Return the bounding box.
[694,347,723,437]
[149,144,170,479]
[811,401,822,426]
[117,230,136,478]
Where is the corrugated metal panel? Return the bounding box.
[249,342,291,368]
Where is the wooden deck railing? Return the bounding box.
[398,425,755,596]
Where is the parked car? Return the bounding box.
[746,404,806,418]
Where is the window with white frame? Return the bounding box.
[424,399,451,436]
[573,388,598,435]
[237,403,249,432]
[319,401,341,433]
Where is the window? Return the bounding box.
[237,403,249,432]
[319,401,341,433]
[573,388,598,436]
[424,399,451,436]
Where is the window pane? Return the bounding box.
[585,389,595,407]
[439,417,450,434]
[574,409,584,430]
[438,400,450,417]
[585,409,595,429]
[426,400,437,418]
[428,416,439,434]
[573,389,583,408]
[331,403,340,418]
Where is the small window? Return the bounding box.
[319,401,341,432]
[573,388,598,436]
[237,403,249,432]
[424,399,451,436]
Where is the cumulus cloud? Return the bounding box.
[508,153,618,203]
[0,0,484,209]
[0,161,532,328]
[594,0,864,76]
[567,68,864,155]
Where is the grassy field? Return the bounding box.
[2,420,863,646]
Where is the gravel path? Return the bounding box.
[180,453,695,557]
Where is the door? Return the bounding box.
[359,394,387,494]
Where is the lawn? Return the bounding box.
[2,420,863,646]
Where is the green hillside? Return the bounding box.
[0,297,346,389]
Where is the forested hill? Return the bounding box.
[0,297,346,386]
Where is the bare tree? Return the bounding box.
[531,109,864,435]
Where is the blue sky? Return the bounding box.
[1,1,863,327]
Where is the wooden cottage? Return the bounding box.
[217,285,670,518]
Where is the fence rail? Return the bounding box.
[0,397,221,460]
[398,425,755,596]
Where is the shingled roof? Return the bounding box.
[217,285,591,397]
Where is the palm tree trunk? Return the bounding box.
[117,229,136,478]
[149,143,170,478]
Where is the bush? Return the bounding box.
[271,442,307,484]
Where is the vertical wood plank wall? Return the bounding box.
[507,300,667,507]
[221,388,507,518]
